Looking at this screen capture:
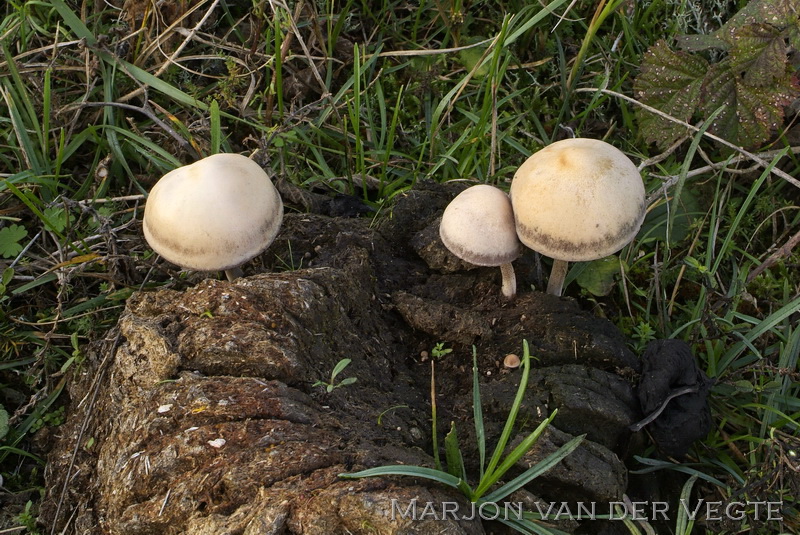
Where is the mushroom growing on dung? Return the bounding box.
[439,184,521,299]
[509,138,645,296]
[143,153,283,282]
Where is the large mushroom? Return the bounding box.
[143,153,283,282]
[439,184,521,299]
[510,138,645,296]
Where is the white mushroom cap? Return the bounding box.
[143,153,283,273]
[510,138,645,262]
[440,184,521,299]
[440,184,520,267]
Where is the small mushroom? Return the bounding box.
[510,138,645,296]
[503,354,521,369]
[439,184,521,299]
[143,153,283,282]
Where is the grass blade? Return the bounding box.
[484,433,583,503]
[675,474,698,535]
[480,502,572,535]
[668,106,726,247]
[718,293,800,374]
[473,346,486,479]
[710,149,785,276]
[630,456,726,487]
[3,182,65,242]
[51,0,208,111]
[210,100,221,155]
[444,421,467,481]
[504,0,570,47]
[339,464,470,495]
[1,81,45,177]
[476,340,533,497]
[498,517,572,535]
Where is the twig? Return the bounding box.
[637,136,688,170]
[70,101,197,158]
[644,146,800,207]
[146,0,220,67]
[269,0,328,98]
[172,26,272,59]
[368,37,495,58]
[158,488,172,516]
[76,194,146,205]
[575,87,800,189]
[0,39,83,71]
[747,228,800,283]
[552,0,582,31]
[118,0,221,104]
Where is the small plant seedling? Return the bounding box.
[631,321,657,353]
[431,342,452,359]
[275,240,304,272]
[340,341,583,534]
[377,404,409,426]
[15,500,40,535]
[0,224,27,258]
[313,358,357,393]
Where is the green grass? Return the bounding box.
[342,342,584,535]
[0,0,798,532]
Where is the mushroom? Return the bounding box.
[509,138,645,296]
[503,354,521,369]
[143,153,283,282]
[439,184,521,299]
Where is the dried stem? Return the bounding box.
[575,88,800,190]
[747,228,800,283]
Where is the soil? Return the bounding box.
[41,182,669,534]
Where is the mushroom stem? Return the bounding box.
[546,259,569,296]
[499,262,517,300]
[224,267,244,282]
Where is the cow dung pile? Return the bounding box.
[42,183,675,535]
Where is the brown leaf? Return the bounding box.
[729,23,788,87]
[700,60,797,148]
[634,40,708,149]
